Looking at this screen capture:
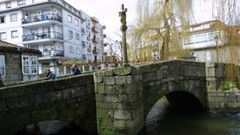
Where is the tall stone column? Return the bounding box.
[206,62,217,92]
[94,66,144,135]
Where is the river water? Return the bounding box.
[17,97,240,135]
[138,98,240,135]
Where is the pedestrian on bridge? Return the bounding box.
[71,64,81,75]
[45,69,56,80]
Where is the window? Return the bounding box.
[208,32,216,41]
[11,30,18,39]
[10,13,17,22]
[81,28,85,33]
[75,19,79,26]
[0,55,5,76]
[76,47,81,55]
[205,51,212,61]
[195,34,207,43]
[18,0,26,6]
[22,56,38,74]
[75,33,80,40]
[0,32,6,40]
[6,2,11,8]
[0,16,5,24]
[82,54,86,59]
[68,30,73,39]
[30,56,37,74]
[69,46,74,53]
[68,15,72,23]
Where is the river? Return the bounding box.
[17,97,240,135]
[138,98,240,135]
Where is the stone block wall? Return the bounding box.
[208,91,240,112]
[206,62,240,112]
[0,74,96,135]
[94,66,144,135]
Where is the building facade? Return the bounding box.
[0,41,41,84]
[183,20,240,64]
[0,0,105,76]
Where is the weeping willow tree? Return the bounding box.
[212,0,240,87]
[128,0,193,62]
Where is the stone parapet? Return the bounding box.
[0,74,96,135]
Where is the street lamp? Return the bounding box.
[119,4,129,66]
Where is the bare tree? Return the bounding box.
[212,0,240,84]
[129,0,193,61]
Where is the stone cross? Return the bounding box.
[119,4,129,66]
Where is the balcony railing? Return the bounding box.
[42,50,64,57]
[93,49,100,54]
[92,38,99,44]
[91,17,99,23]
[22,13,62,24]
[91,26,98,33]
[22,31,63,42]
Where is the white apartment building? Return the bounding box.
[0,0,105,76]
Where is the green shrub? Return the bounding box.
[219,81,237,91]
[39,73,46,79]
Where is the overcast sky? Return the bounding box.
[65,0,138,40]
[64,0,217,41]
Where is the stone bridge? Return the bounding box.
[0,60,239,135]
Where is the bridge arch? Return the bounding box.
[140,61,207,119]
[142,84,207,120]
[145,90,205,121]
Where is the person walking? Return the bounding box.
[45,69,56,80]
[71,64,81,75]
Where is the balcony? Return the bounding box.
[22,31,63,42]
[92,37,99,44]
[91,26,99,33]
[42,50,64,57]
[91,17,99,23]
[22,13,62,25]
[92,49,99,54]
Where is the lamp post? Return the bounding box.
[119,4,129,66]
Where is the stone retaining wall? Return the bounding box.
[208,91,240,112]
[206,62,240,112]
